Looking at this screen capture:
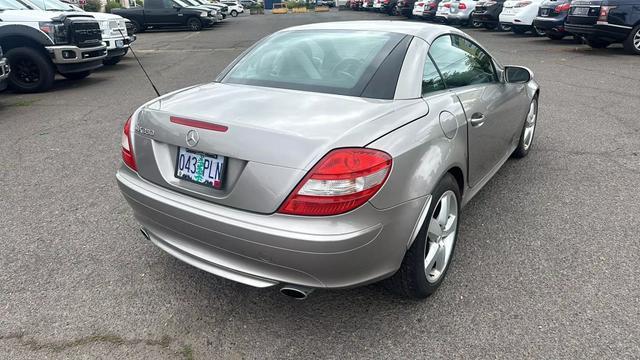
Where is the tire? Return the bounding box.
[6,47,55,93]
[533,26,545,36]
[471,19,483,28]
[231,9,238,16]
[130,20,143,34]
[60,71,92,80]
[103,55,123,66]
[500,23,512,32]
[585,38,611,48]
[187,17,203,31]
[384,174,461,299]
[622,25,640,55]
[512,96,538,158]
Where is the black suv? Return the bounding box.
[565,0,640,54]
[533,0,573,40]
[472,0,507,30]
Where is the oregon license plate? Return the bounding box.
[572,7,589,15]
[175,147,225,189]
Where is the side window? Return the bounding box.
[422,55,446,95]
[428,35,496,89]
[146,0,164,8]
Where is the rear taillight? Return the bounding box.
[458,2,467,9]
[278,148,392,216]
[417,2,424,6]
[598,6,614,21]
[444,3,451,8]
[554,2,570,12]
[121,116,137,171]
[429,1,437,7]
[514,1,531,7]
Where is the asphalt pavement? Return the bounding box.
[1,9,639,360]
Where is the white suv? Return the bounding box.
[18,0,135,65]
[499,0,545,35]
[222,0,244,16]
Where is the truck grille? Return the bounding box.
[69,20,103,48]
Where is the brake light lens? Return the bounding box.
[458,2,467,9]
[121,116,137,171]
[278,148,392,216]
[554,2,570,12]
[429,1,437,8]
[444,2,451,7]
[598,6,615,21]
[417,2,424,6]
[514,1,531,7]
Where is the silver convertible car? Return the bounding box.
[117,21,539,299]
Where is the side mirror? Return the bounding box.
[504,66,531,83]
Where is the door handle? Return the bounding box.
[470,113,485,127]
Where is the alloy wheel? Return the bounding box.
[424,190,458,283]
[523,99,537,150]
[14,57,40,86]
[634,29,640,51]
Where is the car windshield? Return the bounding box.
[21,0,75,11]
[222,30,403,96]
[0,0,29,9]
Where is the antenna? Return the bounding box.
[117,29,161,97]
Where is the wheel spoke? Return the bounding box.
[436,194,450,227]
[442,213,457,237]
[428,217,442,240]
[434,243,446,270]
[424,243,438,271]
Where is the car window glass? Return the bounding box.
[422,55,445,95]
[145,0,163,7]
[429,35,496,88]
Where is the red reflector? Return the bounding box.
[458,2,466,9]
[170,116,228,132]
[417,2,424,6]
[444,3,451,7]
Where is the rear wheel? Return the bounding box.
[500,23,512,31]
[586,38,611,48]
[60,71,92,80]
[622,25,640,55]
[471,19,483,28]
[6,47,55,93]
[384,174,461,299]
[513,97,538,158]
[231,9,238,16]
[187,17,203,31]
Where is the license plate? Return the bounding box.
[115,39,124,48]
[175,147,225,189]
[572,7,589,15]
[541,8,549,16]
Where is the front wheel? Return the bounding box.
[512,97,538,158]
[6,46,55,93]
[384,174,461,299]
[60,71,92,80]
[186,17,203,31]
[622,25,640,55]
[231,9,238,16]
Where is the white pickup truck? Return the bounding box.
[18,0,136,65]
[0,0,108,92]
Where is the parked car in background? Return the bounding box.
[499,0,546,35]
[182,0,224,21]
[17,0,134,65]
[532,0,572,40]
[0,45,9,92]
[371,0,383,10]
[448,0,481,26]
[239,0,256,6]
[395,0,416,16]
[221,0,244,16]
[112,0,217,32]
[0,0,107,92]
[472,0,509,29]
[362,0,371,9]
[380,0,398,14]
[565,0,640,54]
[435,0,451,21]
[116,21,540,300]
[201,0,229,18]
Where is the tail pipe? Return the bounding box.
[280,285,314,300]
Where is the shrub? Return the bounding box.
[83,0,101,12]
[105,0,122,12]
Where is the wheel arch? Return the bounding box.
[0,25,54,50]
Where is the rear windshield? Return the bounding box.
[222,30,404,96]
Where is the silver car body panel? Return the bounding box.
[117,21,540,289]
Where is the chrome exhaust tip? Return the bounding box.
[280,285,314,300]
[140,228,150,240]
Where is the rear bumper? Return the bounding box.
[447,11,471,21]
[116,166,427,289]
[533,17,565,30]
[472,11,499,24]
[564,23,630,41]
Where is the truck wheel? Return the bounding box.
[103,56,123,66]
[622,25,640,55]
[231,9,238,16]
[60,71,92,80]
[6,47,55,93]
[130,20,144,34]
[187,17,203,31]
